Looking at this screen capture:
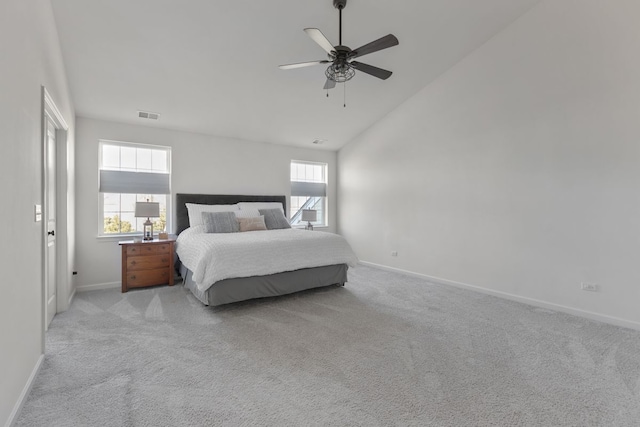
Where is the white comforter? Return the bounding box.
[176,226,359,291]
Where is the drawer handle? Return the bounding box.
[131,260,136,265]
[130,275,136,280]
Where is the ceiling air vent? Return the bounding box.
[138,110,160,120]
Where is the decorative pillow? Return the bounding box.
[259,208,291,230]
[237,202,284,215]
[202,212,239,233]
[237,216,267,232]
[186,203,239,227]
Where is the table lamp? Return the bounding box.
[135,201,160,241]
[301,209,317,231]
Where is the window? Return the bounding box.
[290,160,327,227]
[98,140,171,236]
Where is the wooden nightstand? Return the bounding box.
[119,239,175,293]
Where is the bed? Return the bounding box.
[175,193,358,306]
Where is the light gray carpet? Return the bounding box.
[15,265,640,426]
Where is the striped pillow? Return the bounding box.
[202,212,239,233]
[259,208,291,230]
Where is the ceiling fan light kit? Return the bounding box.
[279,0,399,104]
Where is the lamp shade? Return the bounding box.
[301,209,317,222]
[135,201,160,218]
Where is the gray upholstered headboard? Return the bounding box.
[175,193,287,235]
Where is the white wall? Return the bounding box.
[338,0,640,328]
[75,117,337,290]
[0,0,75,425]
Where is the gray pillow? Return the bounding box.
[202,211,239,233]
[259,208,291,230]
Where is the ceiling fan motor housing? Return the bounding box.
[333,0,347,10]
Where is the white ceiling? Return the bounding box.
[50,0,540,150]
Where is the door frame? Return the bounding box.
[42,87,69,335]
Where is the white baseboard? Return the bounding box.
[359,261,640,332]
[5,354,44,427]
[76,281,120,292]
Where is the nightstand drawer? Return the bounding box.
[126,269,170,288]
[127,254,170,271]
[126,243,171,256]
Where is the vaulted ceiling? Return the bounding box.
[51,0,540,150]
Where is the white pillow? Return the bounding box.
[185,203,239,227]
[237,202,284,215]
[235,208,261,218]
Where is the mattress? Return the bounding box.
[176,226,358,292]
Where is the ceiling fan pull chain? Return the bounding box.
[344,81,347,108]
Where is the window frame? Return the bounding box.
[97,139,172,238]
[290,159,328,228]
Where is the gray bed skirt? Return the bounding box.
[180,264,348,306]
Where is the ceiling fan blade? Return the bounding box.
[279,60,329,70]
[348,34,399,60]
[323,79,336,90]
[304,28,335,54]
[350,61,393,80]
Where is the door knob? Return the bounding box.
[47,230,55,236]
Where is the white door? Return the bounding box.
[45,115,57,328]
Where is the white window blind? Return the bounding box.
[290,181,326,197]
[99,170,170,194]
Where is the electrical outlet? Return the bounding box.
[391,251,398,257]
[581,282,598,292]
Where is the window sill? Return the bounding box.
[96,233,143,241]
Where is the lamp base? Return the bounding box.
[305,221,314,231]
[143,218,154,240]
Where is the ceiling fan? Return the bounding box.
[279,0,399,92]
